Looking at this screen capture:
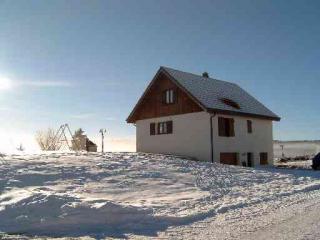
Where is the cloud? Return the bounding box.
[16,80,72,88]
[70,114,116,121]
[0,107,10,112]
[70,113,96,119]
[1,74,72,90]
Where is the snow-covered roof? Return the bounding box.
[162,66,280,121]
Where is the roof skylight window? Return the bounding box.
[220,98,241,109]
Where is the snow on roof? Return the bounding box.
[162,66,280,121]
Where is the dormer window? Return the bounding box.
[162,89,176,104]
[220,98,240,110]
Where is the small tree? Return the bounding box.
[72,128,85,151]
[202,72,209,78]
[74,128,84,137]
[35,128,61,151]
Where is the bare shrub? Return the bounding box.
[35,128,61,151]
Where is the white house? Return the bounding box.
[127,67,280,166]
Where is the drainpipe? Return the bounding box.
[210,113,216,163]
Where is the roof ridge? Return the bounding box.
[160,66,237,85]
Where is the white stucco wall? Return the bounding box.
[211,114,274,166]
[136,112,274,165]
[136,112,211,161]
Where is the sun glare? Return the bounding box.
[0,77,12,90]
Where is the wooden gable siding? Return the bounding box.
[128,73,203,123]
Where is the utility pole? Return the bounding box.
[280,144,284,158]
[99,129,106,153]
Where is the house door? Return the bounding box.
[247,152,253,167]
[220,152,238,165]
[260,152,268,165]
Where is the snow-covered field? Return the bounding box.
[1,152,320,239]
[274,140,320,158]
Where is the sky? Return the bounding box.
[0,0,319,152]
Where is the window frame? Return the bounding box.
[158,122,167,134]
[220,98,240,109]
[155,121,173,135]
[162,89,176,105]
[218,117,235,137]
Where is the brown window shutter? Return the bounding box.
[167,121,173,134]
[173,89,178,103]
[218,117,225,136]
[162,91,166,104]
[157,122,161,134]
[247,120,252,133]
[229,118,235,136]
[150,123,155,135]
[225,118,230,136]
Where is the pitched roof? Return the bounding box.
[161,66,280,121]
[86,139,97,147]
[127,66,280,122]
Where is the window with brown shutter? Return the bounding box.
[162,89,175,104]
[218,117,235,137]
[150,123,155,135]
[155,121,173,135]
[247,120,252,133]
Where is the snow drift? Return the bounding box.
[1,152,320,238]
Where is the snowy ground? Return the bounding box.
[1,153,320,239]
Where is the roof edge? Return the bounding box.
[208,108,281,121]
[126,67,206,123]
[126,67,163,123]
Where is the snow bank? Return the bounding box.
[1,152,320,238]
[0,193,157,238]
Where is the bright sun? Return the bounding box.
[0,77,12,90]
